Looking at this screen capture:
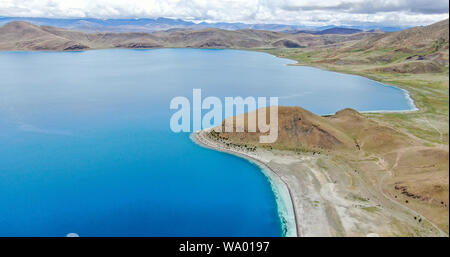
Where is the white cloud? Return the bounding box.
[0,0,448,26]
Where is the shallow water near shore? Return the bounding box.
[0,49,414,236]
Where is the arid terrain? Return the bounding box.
[194,105,448,236]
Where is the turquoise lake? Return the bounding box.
[0,49,414,236]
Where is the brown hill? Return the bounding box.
[0,21,380,51]
[0,21,89,51]
[305,19,449,70]
[349,19,449,65]
[327,108,417,153]
[350,19,449,53]
[210,106,416,153]
[212,106,356,151]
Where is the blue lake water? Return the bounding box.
[0,49,413,236]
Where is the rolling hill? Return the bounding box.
[0,17,403,33]
[311,19,449,71]
[0,21,381,51]
[209,106,416,153]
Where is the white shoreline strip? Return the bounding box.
[191,132,299,237]
[245,160,297,237]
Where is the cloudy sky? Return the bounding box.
[0,0,448,27]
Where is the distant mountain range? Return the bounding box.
[0,17,406,34]
[1,17,447,55]
[0,21,383,51]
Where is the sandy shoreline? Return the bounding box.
[191,129,445,237]
[191,130,298,237]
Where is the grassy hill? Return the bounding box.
[0,21,90,51]
[210,107,418,153]
[264,19,449,146]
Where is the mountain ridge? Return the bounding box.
[0,21,381,51]
[0,16,406,33]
